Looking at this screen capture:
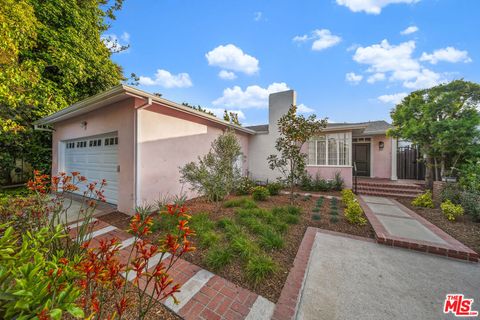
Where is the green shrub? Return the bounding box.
[344,200,367,225]
[411,191,434,208]
[441,200,464,221]
[205,248,233,271]
[190,213,215,233]
[332,172,345,191]
[286,205,301,216]
[302,195,312,201]
[330,215,339,223]
[246,255,276,285]
[312,213,321,220]
[312,207,320,213]
[284,214,299,224]
[235,176,255,195]
[230,236,257,260]
[330,207,338,216]
[460,191,480,221]
[341,189,355,205]
[459,160,480,193]
[238,216,268,234]
[260,229,284,250]
[199,231,220,248]
[441,183,462,204]
[266,182,283,196]
[252,186,270,201]
[224,197,257,209]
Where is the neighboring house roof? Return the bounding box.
[247,120,391,135]
[35,85,256,135]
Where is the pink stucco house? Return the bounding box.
[36,85,397,214]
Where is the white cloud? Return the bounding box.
[378,92,408,105]
[353,39,444,89]
[336,0,420,14]
[101,32,130,53]
[297,104,315,113]
[213,82,290,109]
[138,69,193,88]
[206,44,259,75]
[367,72,386,83]
[346,72,363,84]
[400,26,419,35]
[293,29,342,51]
[254,11,263,21]
[420,47,472,64]
[218,70,237,80]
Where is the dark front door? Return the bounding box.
[353,143,370,177]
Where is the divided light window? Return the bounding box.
[308,132,351,166]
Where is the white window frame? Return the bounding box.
[307,132,352,167]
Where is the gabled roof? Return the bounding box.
[35,85,256,135]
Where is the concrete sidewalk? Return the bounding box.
[296,231,480,320]
[359,195,478,262]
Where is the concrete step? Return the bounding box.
[357,186,423,195]
[357,181,423,190]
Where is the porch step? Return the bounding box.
[356,189,421,198]
[356,180,424,198]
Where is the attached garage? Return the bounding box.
[63,133,119,204]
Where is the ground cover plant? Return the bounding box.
[300,172,344,192]
[121,191,375,302]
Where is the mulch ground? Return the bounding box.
[396,198,480,254]
[101,193,374,303]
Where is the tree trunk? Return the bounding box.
[425,154,434,190]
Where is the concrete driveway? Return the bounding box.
[296,232,480,320]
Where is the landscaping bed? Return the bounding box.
[396,198,480,254]
[101,193,374,302]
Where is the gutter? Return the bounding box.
[133,97,153,209]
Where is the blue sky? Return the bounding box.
[104,0,479,126]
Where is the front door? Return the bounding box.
[353,143,370,177]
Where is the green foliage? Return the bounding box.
[389,80,480,187]
[223,110,242,126]
[182,102,216,117]
[330,215,339,223]
[332,172,345,191]
[312,213,321,220]
[230,235,258,260]
[283,214,299,224]
[459,160,480,193]
[224,197,257,209]
[0,0,125,181]
[459,191,480,221]
[0,225,83,319]
[341,189,355,205]
[266,182,283,196]
[235,176,255,195]
[268,105,327,203]
[260,229,284,250]
[411,191,434,208]
[316,197,324,206]
[440,200,464,221]
[246,255,276,285]
[180,130,243,202]
[205,247,233,271]
[302,194,312,201]
[441,183,462,204]
[312,207,320,213]
[199,231,220,248]
[344,200,367,225]
[252,186,270,201]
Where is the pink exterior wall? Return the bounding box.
[371,135,392,179]
[300,143,353,188]
[52,98,136,214]
[137,102,249,205]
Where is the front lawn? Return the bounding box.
[102,192,374,302]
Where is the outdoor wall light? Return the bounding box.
[379,141,384,150]
[81,121,87,129]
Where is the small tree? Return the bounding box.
[180,130,243,204]
[223,110,241,126]
[389,80,480,189]
[268,105,326,203]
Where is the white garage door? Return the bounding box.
[64,134,119,204]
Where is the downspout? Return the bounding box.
[133,97,152,210]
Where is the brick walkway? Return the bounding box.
[359,195,478,262]
[68,219,275,320]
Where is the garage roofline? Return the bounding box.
[34,84,256,135]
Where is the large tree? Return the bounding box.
[268,105,326,203]
[389,80,480,189]
[0,0,125,183]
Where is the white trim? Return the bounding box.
[391,137,398,180]
[370,140,374,178]
[58,141,66,173]
[306,165,353,168]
